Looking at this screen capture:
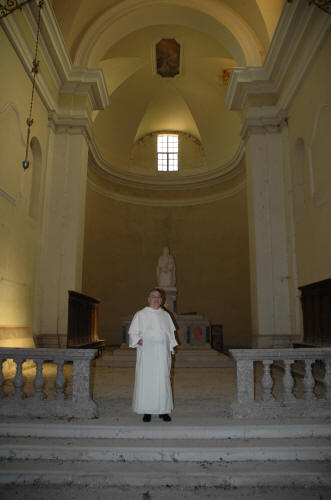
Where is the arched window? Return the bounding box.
[292,138,305,223]
[157,134,178,171]
[29,137,42,220]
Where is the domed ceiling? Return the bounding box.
[51,0,285,203]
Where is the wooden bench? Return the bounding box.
[67,290,105,355]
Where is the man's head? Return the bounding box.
[147,288,163,309]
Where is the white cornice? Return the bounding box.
[225,67,276,110]
[225,0,331,112]
[240,106,288,141]
[277,7,331,110]
[263,0,313,90]
[0,0,109,112]
[88,136,245,191]
[87,174,246,207]
[0,7,57,111]
[48,107,93,139]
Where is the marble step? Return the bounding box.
[0,459,330,488]
[1,422,330,440]
[1,436,331,462]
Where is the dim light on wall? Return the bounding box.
[0,324,35,348]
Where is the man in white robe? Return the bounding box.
[129,288,178,422]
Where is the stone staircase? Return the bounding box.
[1,421,330,489]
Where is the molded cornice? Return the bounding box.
[225,0,331,112]
[87,174,246,207]
[0,0,109,112]
[240,106,288,142]
[48,108,93,140]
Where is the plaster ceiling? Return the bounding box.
[50,0,285,194]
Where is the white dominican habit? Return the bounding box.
[129,306,178,414]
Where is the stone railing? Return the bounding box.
[0,348,98,418]
[230,348,331,418]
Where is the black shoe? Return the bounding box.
[143,414,151,422]
[159,414,171,422]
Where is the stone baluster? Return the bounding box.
[54,360,66,400]
[13,359,25,400]
[324,360,331,400]
[0,358,4,398]
[236,359,254,404]
[282,359,294,401]
[33,359,45,400]
[72,358,93,407]
[0,348,98,418]
[303,359,316,400]
[261,360,274,401]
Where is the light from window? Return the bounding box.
[157,134,178,171]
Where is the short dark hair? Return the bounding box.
[148,287,164,298]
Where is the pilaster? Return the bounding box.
[36,109,91,347]
[242,106,292,347]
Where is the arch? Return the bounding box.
[292,138,305,224]
[0,102,25,146]
[0,102,25,203]
[308,104,331,206]
[29,137,42,220]
[74,0,262,67]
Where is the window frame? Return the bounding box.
[157,133,179,172]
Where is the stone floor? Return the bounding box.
[92,364,235,422]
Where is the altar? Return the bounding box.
[121,247,211,349]
[121,312,211,349]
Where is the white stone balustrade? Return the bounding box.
[0,348,98,418]
[230,348,331,418]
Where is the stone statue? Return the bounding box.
[157,247,176,288]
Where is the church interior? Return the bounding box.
[0,0,330,351]
[0,0,331,496]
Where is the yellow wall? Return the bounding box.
[83,184,251,347]
[288,31,331,287]
[0,29,48,347]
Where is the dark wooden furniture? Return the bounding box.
[67,290,105,353]
[211,324,223,352]
[299,278,331,346]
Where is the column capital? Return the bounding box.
[240,106,288,142]
[48,107,93,141]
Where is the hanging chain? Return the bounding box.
[23,0,44,169]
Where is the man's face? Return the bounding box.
[148,291,162,309]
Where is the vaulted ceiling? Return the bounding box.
[50,0,285,201]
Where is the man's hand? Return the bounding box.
[138,339,143,345]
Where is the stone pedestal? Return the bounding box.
[163,287,177,314]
